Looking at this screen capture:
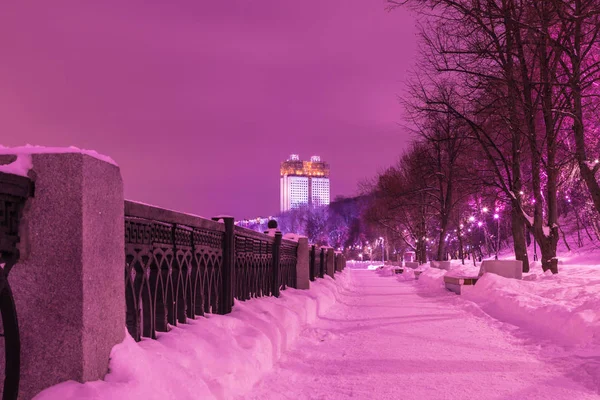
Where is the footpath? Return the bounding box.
[239,270,598,400]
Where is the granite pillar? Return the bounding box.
[1,153,125,399]
[295,237,310,289]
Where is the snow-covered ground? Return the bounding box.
[239,269,599,399]
[34,273,351,400]
[34,240,600,399]
[371,242,600,394]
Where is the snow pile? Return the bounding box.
[462,266,600,347]
[346,261,380,270]
[416,266,447,291]
[0,145,117,166]
[444,263,480,278]
[403,253,600,350]
[282,233,303,242]
[34,272,351,400]
[395,268,416,281]
[0,153,32,177]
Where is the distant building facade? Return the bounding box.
[280,154,330,212]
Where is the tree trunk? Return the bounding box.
[437,225,449,261]
[510,205,529,272]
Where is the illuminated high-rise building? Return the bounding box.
[280,154,330,212]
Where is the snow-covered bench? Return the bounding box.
[479,260,523,280]
[430,260,451,270]
[443,275,479,294]
[405,261,420,269]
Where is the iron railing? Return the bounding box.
[124,202,337,343]
[124,202,226,341]
[0,171,34,400]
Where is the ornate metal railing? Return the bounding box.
[280,240,297,289]
[233,228,274,301]
[124,202,305,342]
[0,171,34,400]
[124,202,225,341]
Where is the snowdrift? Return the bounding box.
[410,258,600,349]
[34,272,351,400]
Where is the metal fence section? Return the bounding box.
[123,202,342,343]
[280,239,298,290]
[233,227,275,301]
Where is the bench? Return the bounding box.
[393,268,404,274]
[405,261,420,269]
[430,260,451,270]
[444,275,479,294]
[479,260,523,280]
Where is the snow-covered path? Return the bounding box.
[239,270,598,400]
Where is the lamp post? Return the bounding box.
[494,213,500,260]
[379,237,384,265]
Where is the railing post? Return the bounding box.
[272,231,282,297]
[326,248,335,278]
[309,245,316,281]
[213,216,235,315]
[296,237,310,289]
[319,247,325,278]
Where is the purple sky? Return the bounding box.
[0,1,416,219]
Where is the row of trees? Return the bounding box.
[236,197,372,251]
[364,0,600,273]
[275,197,368,249]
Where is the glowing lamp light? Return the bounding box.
[493,213,500,219]
[459,224,464,229]
[477,221,483,227]
[595,159,599,164]
[482,207,488,213]
[495,207,500,212]
[519,191,524,195]
[468,216,476,222]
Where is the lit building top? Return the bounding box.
[280,154,330,178]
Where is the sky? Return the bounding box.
[0,0,417,219]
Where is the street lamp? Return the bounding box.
[494,213,500,260]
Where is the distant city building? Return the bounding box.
[280,154,330,212]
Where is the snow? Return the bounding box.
[126,200,207,220]
[282,233,305,242]
[34,273,351,400]
[264,228,278,237]
[212,215,234,219]
[239,270,599,399]
[33,243,600,398]
[0,145,118,166]
[0,153,32,177]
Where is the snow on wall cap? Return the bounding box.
[264,228,279,237]
[127,200,206,220]
[213,215,234,219]
[0,153,33,177]
[283,233,306,242]
[0,145,118,166]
